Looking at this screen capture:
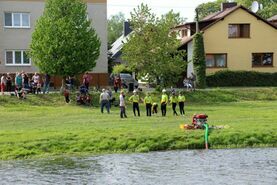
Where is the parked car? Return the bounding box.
[119,73,139,89]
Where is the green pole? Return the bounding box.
[204,123,209,149]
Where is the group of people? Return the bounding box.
[183,72,196,91]
[99,88,186,119]
[0,72,51,98]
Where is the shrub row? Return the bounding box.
[206,70,277,87]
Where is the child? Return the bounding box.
[152,102,158,114]
[64,86,70,103]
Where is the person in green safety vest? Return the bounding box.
[170,92,178,116]
[144,92,153,117]
[129,90,140,116]
[178,91,186,116]
[160,89,168,116]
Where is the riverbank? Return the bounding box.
[0,88,276,160]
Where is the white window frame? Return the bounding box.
[5,50,32,66]
[4,12,30,28]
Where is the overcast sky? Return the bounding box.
[108,0,216,21]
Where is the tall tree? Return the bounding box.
[30,0,100,78]
[122,4,186,87]
[108,12,125,48]
[192,33,206,89]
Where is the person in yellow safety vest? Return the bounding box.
[170,92,178,116]
[129,90,140,116]
[178,91,186,116]
[144,92,153,117]
[161,89,168,117]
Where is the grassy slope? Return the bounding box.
[0,88,276,160]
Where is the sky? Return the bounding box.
[108,0,216,22]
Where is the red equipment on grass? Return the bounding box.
[192,114,208,129]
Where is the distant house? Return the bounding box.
[109,21,132,64]
[0,0,108,87]
[174,2,277,78]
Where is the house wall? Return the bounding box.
[186,41,193,78]
[0,0,108,86]
[203,8,277,74]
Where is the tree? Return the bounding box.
[122,4,186,87]
[196,0,277,20]
[108,12,125,48]
[30,0,100,79]
[192,33,206,89]
[196,0,227,20]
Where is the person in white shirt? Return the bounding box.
[100,89,110,114]
[1,74,6,95]
[119,90,127,118]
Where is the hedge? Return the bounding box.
[206,70,277,87]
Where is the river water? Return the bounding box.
[0,148,276,185]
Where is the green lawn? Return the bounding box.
[0,88,276,160]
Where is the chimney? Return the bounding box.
[221,2,237,11]
[123,21,132,37]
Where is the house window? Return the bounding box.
[228,24,250,38]
[252,53,273,67]
[206,54,227,68]
[4,12,30,28]
[181,29,187,38]
[5,50,31,65]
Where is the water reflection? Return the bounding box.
[0,148,276,185]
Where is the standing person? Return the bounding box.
[32,72,40,86]
[160,89,168,117]
[170,92,178,116]
[107,88,115,108]
[22,73,30,89]
[144,92,153,117]
[82,72,90,90]
[43,73,51,94]
[64,86,70,103]
[129,90,140,117]
[6,73,12,94]
[113,75,121,93]
[32,72,40,94]
[1,74,6,95]
[190,72,196,91]
[15,72,23,89]
[178,92,186,116]
[119,90,127,118]
[100,89,110,114]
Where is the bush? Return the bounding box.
[207,70,277,87]
[112,64,132,74]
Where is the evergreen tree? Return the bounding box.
[192,33,206,89]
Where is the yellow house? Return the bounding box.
[176,3,277,78]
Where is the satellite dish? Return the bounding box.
[251,1,259,13]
